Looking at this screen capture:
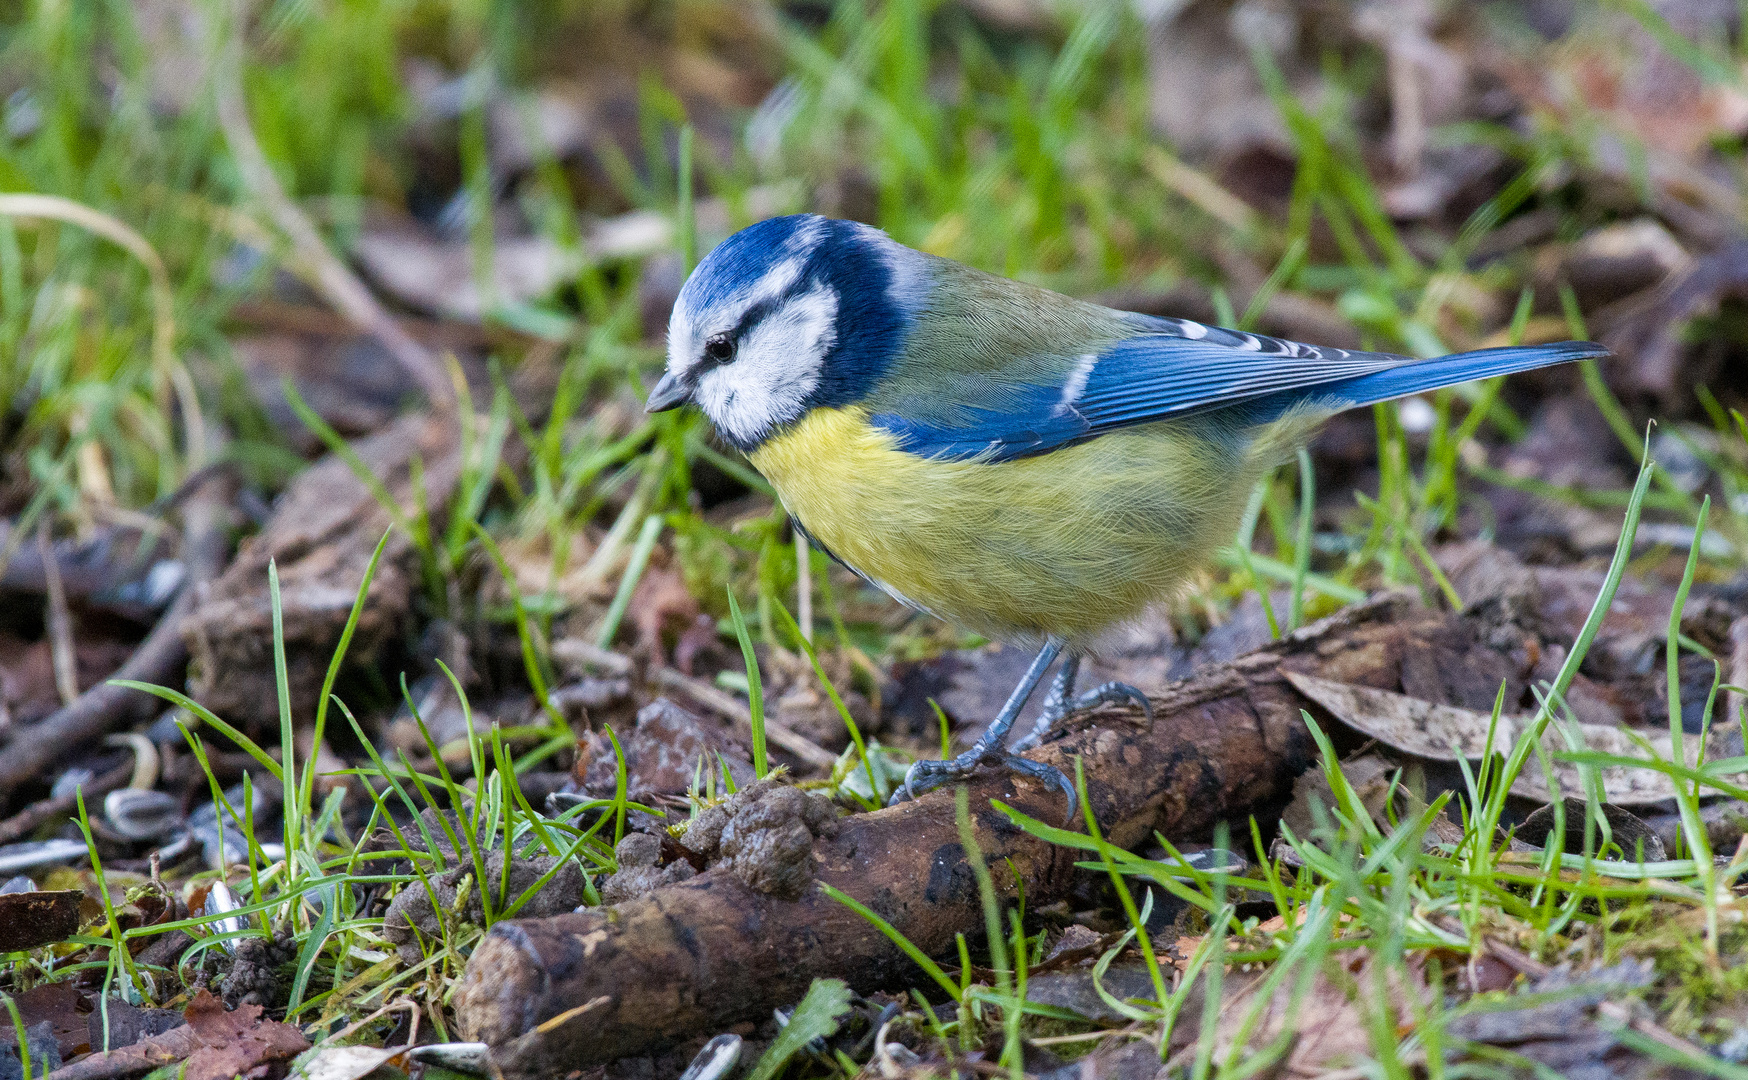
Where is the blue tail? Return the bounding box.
[1314,340,1609,410]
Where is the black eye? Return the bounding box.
[703,334,735,364]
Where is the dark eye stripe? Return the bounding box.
[726,288,789,344]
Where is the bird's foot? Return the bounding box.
[886,746,1076,820]
[1012,681,1153,751]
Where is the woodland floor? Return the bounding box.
[8,2,1748,1079]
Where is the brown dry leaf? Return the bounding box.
[1286,671,1736,805]
[576,698,753,800]
[1278,751,1462,857]
[180,988,310,1080]
[490,531,611,609]
[354,223,583,322]
[1175,949,1431,1075]
[0,631,58,727]
[183,412,464,729]
[2,981,90,1061]
[44,989,306,1080]
[232,332,420,448]
[627,562,700,657]
[1535,15,1748,160]
[353,186,800,322]
[1517,798,1666,861]
[1169,936,1205,971]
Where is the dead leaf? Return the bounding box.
[576,698,753,800]
[627,562,700,657]
[87,998,186,1056]
[1,981,89,1061]
[1278,750,1470,862]
[354,224,583,322]
[1024,963,1163,1023]
[1516,798,1666,862]
[353,186,801,322]
[287,1043,402,1080]
[183,412,464,729]
[1286,672,1735,804]
[1445,959,1655,1073]
[1171,949,1432,1075]
[180,988,310,1080]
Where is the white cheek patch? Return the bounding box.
[693,283,839,445]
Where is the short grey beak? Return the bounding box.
[645,371,690,413]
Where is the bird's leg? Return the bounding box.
[889,638,1075,813]
[1013,655,1152,751]
[1013,654,1081,750]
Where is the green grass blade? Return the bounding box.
[726,587,769,777]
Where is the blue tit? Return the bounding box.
[647,213,1607,807]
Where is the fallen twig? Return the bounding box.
[38,519,80,707]
[0,476,229,804]
[652,665,837,769]
[0,760,133,844]
[456,594,1477,1076]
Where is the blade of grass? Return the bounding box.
[268,561,301,880]
[300,527,391,836]
[726,588,769,778]
[596,513,664,648]
[1667,495,1717,953]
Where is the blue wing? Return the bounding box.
[870,316,1607,462]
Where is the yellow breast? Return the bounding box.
[748,407,1281,642]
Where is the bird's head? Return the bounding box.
[648,214,926,450]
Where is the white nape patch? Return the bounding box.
[693,283,839,445]
[1055,354,1098,415]
[851,221,930,314]
[1177,319,1209,340]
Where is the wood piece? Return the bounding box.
[180,413,462,730]
[455,594,1466,1077]
[0,478,230,804]
[0,889,81,951]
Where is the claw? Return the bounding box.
[1083,681,1152,721]
[1003,754,1078,823]
[887,751,1076,821]
[890,754,977,806]
[1016,679,1154,751]
[889,638,1070,809]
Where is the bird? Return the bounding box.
[646,213,1608,810]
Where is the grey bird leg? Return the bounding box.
[889,637,1076,815]
[1013,655,1153,751]
[1016,654,1082,749]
